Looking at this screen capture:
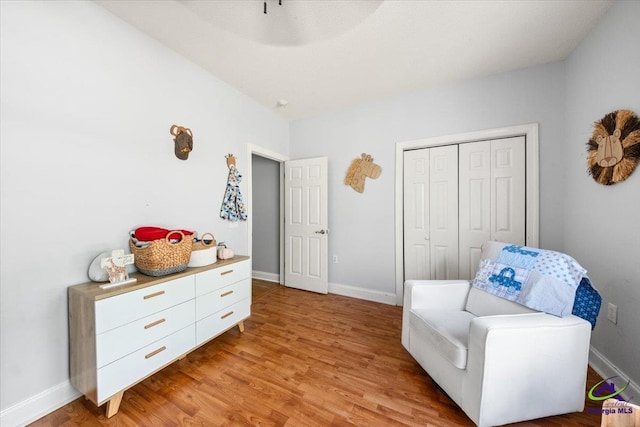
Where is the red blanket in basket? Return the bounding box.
[134,227,194,242]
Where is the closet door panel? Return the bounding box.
[402,135,528,284]
[459,141,491,280]
[403,149,430,280]
[491,137,526,245]
[429,145,458,280]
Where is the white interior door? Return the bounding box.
[396,124,539,304]
[284,157,328,294]
[459,141,491,280]
[429,145,459,280]
[403,149,430,280]
[403,136,525,283]
[491,137,526,245]
[458,137,526,278]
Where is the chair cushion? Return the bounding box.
[409,309,476,369]
[465,287,536,317]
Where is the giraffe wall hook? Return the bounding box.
[344,153,382,193]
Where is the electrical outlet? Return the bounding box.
[332,255,338,264]
[607,302,618,324]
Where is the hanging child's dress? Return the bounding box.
[220,164,247,222]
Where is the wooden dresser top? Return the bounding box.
[69,256,250,300]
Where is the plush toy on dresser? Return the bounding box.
[217,242,234,260]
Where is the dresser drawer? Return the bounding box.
[95,276,195,334]
[96,324,195,403]
[196,278,250,321]
[196,299,250,345]
[96,299,195,368]
[195,259,250,296]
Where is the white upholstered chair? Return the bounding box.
[402,276,592,426]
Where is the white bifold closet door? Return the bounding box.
[403,149,430,281]
[404,136,525,281]
[458,137,525,278]
[429,145,459,280]
[403,145,458,281]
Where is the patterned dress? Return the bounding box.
[220,165,247,222]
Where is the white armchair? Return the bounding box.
[402,278,592,426]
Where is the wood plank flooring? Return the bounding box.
[32,280,605,426]
[252,278,280,302]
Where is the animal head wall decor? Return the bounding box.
[225,153,237,169]
[170,125,193,160]
[587,110,640,185]
[344,153,382,193]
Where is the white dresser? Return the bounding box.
[69,256,250,417]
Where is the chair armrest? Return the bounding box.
[470,312,590,339]
[401,280,470,349]
[463,313,591,426]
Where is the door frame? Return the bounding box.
[246,143,289,285]
[394,123,539,305]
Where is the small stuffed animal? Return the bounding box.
[217,243,234,260]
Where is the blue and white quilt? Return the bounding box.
[472,242,601,328]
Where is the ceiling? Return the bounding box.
[96,0,614,120]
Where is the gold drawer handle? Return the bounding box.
[143,290,165,300]
[144,318,166,329]
[220,269,234,276]
[221,290,234,297]
[145,346,166,359]
[221,311,234,319]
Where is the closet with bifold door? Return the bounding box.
[403,136,526,282]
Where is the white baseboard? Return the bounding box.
[589,346,639,405]
[329,282,396,305]
[252,270,280,283]
[0,380,81,427]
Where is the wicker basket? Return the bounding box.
[192,232,217,251]
[188,232,217,267]
[129,230,194,277]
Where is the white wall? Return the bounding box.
[251,154,280,277]
[0,0,288,419]
[290,62,566,296]
[3,0,638,423]
[564,1,640,393]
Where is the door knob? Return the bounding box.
[315,229,327,234]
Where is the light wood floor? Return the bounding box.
[32,280,604,426]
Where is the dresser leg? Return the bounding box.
[237,320,245,333]
[105,391,124,418]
